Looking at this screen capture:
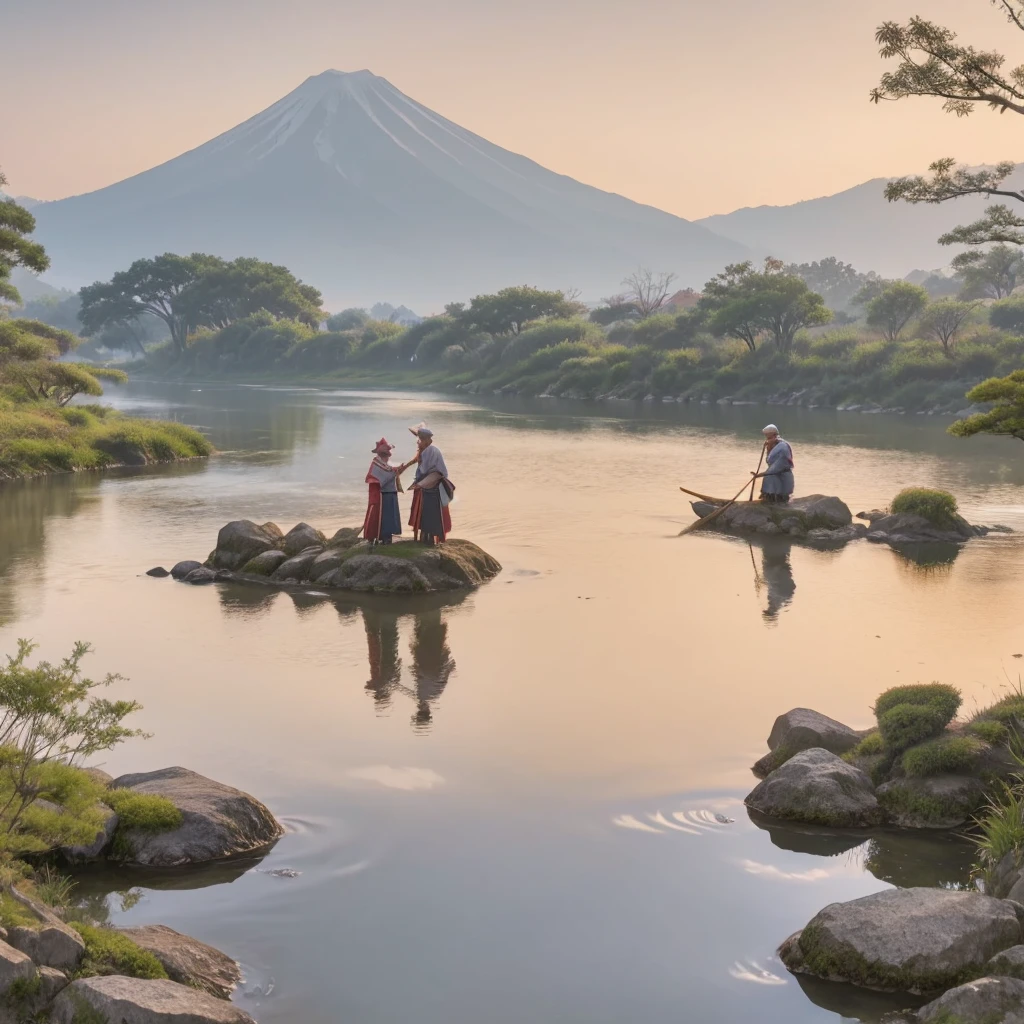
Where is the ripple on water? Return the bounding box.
[612,806,736,836]
[728,959,787,986]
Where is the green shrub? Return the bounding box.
[843,731,885,760]
[889,488,959,528]
[71,923,168,979]
[874,683,962,722]
[104,790,182,832]
[974,784,1024,879]
[976,695,1024,726]
[902,736,984,777]
[878,704,954,754]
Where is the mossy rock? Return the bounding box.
[876,775,986,829]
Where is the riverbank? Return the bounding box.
[0,400,211,482]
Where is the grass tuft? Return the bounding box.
[889,487,960,528]
[71,922,168,980]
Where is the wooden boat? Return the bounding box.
[679,485,757,506]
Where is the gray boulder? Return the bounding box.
[270,550,321,582]
[780,888,1022,993]
[209,520,281,570]
[789,494,853,528]
[688,495,855,539]
[183,567,218,585]
[918,976,1024,1022]
[82,767,113,786]
[0,937,37,994]
[309,550,345,580]
[3,892,84,971]
[745,748,882,828]
[170,560,202,580]
[282,522,326,556]
[990,945,1024,980]
[238,549,287,576]
[109,767,283,866]
[118,924,240,999]
[49,976,256,1024]
[328,554,432,593]
[877,775,986,829]
[865,512,977,545]
[146,567,170,577]
[328,526,362,548]
[767,708,861,756]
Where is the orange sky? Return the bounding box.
[3,0,1024,218]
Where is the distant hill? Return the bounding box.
[696,169,1024,278]
[27,70,752,308]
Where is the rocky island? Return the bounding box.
[685,487,1009,550]
[155,519,502,594]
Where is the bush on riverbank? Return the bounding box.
[0,400,211,480]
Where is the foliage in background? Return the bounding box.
[0,171,48,305]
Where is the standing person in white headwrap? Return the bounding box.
[752,424,794,504]
[407,423,454,543]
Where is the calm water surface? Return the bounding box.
[3,382,1024,1023]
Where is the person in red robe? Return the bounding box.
[362,439,413,544]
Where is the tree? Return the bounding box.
[918,299,980,356]
[989,296,1024,333]
[951,244,1024,299]
[325,308,369,331]
[0,639,145,856]
[872,11,1024,247]
[865,282,929,341]
[622,268,677,319]
[699,259,831,351]
[457,286,581,335]
[589,296,641,325]
[949,369,1024,442]
[78,253,324,354]
[0,318,125,405]
[784,257,880,312]
[0,171,49,305]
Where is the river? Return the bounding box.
[2,381,1024,1023]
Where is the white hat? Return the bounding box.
[762,424,779,435]
[409,422,433,438]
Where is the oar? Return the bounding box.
[678,477,757,537]
[749,442,767,502]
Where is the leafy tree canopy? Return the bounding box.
[79,254,323,353]
[325,308,369,331]
[950,369,1024,442]
[699,259,831,351]
[0,170,49,305]
[454,286,582,335]
[918,298,980,356]
[865,281,929,341]
[952,243,1024,299]
[784,257,880,312]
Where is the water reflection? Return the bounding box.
[890,542,962,570]
[792,973,923,1023]
[364,603,458,730]
[749,541,796,623]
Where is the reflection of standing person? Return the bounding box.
[362,608,402,708]
[407,424,453,544]
[409,607,456,729]
[363,438,411,544]
[754,424,795,505]
[760,544,796,622]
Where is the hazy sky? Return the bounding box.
[3,0,1024,218]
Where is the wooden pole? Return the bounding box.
[678,477,758,537]
[749,442,767,502]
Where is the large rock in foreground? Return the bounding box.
[166,521,501,594]
[745,748,883,828]
[109,767,283,867]
[117,924,241,999]
[918,975,1024,1022]
[50,976,256,1024]
[780,888,1023,993]
[754,707,862,776]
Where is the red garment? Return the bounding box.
[362,479,383,540]
[408,488,451,540]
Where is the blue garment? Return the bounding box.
[760,439,795,497]
[380,491,402,538]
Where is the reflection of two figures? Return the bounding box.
[363,606,455,729]
[748,541,796,621]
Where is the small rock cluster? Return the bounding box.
[687,495,1007,548]
[152,520,502,594]
[0,891,252,1023]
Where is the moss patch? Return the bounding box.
[0,891,38,929]
[104,790,182,860]
[902,736,985,777]
[966,719,1010,745]
[71,922,168,979]
[843,731,884,761]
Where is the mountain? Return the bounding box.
[696,169,1024,278]
[28,70,751,308]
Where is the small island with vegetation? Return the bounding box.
[157,519,502,594]
[0,638,278,1021]
[748,679,1024,1021]
[0,178,210,482]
